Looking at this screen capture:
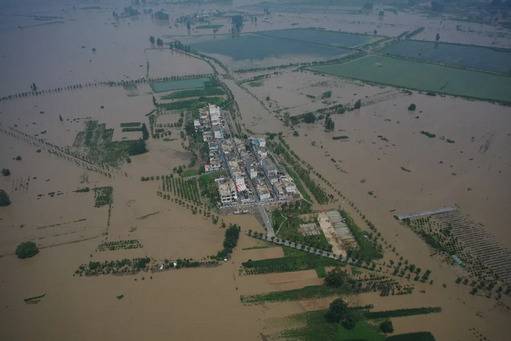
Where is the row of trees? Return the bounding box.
[149,36,164,47]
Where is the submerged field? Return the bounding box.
[382,40,511,75]
[259,28,380,48]
[191,33,350,60]
[309,55,511,103]
[189,29,362,70]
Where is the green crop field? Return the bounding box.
[310,55,511,103]
[382,40,511,75]
[281,310,385,341]
[190,33,351,61]
[260,28,379,48]
[150,77,211,93]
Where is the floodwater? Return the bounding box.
[1,0,511,340]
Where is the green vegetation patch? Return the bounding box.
[160,87,225,100]
[215,224,241,260]
[94,186,113,207]
[420,131,436,138]
[97,239,142,251]
[75,257,151,276]
[272,203,332,251]
[158,96,226,111]
[24,293,46,304]
[120,122,142,128]
[198,172,222,207]
[75,120,147,166]
[281,163,312,202]
[181,168,198,177]
[0,189,11,206]
[242,254,338,275]
[16,241,39,259]
[309,55,511,103]
[385,332,436,341]
[162,175,201,204]
[241,284,352,304]
[150,77,211,93]
[365,307,441,319]
[382,40,511,75]
[281,310,385,341]
[340,210,382,262]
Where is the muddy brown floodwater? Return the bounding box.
[1,1,511,340]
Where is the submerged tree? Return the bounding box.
[303,112,316,124]
[0,189,10,206]
[15,241,39,259]
[231,15,244,36]
[380,320,394,333]
[324,115,335,132]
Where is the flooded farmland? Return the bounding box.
[1,1,511,341]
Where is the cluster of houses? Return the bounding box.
[194,104,300,208]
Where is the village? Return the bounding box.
[195,104,300,209]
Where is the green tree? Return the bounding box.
[15,241,39,259]
[324,115,335,132]
[354,99,362,109]
[324,267,347,288]
[231,15,244,36]
[408,103,416,111]
[1,168,10,176]
[342,315,357,330]
[321,90,332,99]
[149,36,155,45]
[303,112,316,124]
[0,189,10,206]
[325,298,349,323]
[380,320,394,333]
[141,123,149,140]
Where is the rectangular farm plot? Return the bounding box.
[190,33,351,62]
[150,77,211,93]
[382,40,511,75]
[259,28,379,48]
[310,55,511,103]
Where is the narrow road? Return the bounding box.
[256,205,275,238]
